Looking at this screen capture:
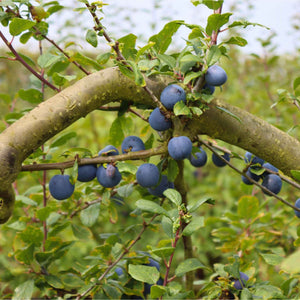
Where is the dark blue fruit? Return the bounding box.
[121,136,145,153]
[149,107,172,131]
[233,272,249,290]
[148,175,174,197]
[97,165,122,188]
[49,174,75,200]
[77,164,97,182]
[160,84,186,110]
[136,163,160,188]
[168,136,193,160]
[262,162,278,177]
[98,145,119,156]
[262,174,282,196]
[241,169,261,185]
[202,84,215,95]
[244,152,264,167]
[205,65,227,86]
[115,267,124,276]
[189,147,207,167]
[294,198,300,218]
[212,152,230,167]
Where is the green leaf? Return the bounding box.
[16,195,38,206]
[117,162,137,175]
[19,225,43,246]
[18,88,43,104]
[118,33,137,59]
[149,20,183,54]
[252,285,284,299]
[173,101,191,117]
[96,52,111,65]
[281,249,300,273]
[71,223,93,240]
[182,217,205,236]
[86,29,98,47]
[136,199,170,217]
[12,279,35,300]
[9,18,36,36]
[260,253,284,266]
[206,13,232,36]
[157,54,176,69]
[52,73,76,86]
[224,36,248,47]
[150,285,167,299]
[128,264,160,284]
[15,244,35,265]
[161,215,174,238]
[163,189,182,206]
[38,52,61,68]
[191,0,224,10]
[183,71,203,85]
[206,45,221,66]
[45,274,64,289]
[109,117,124,147]
[103,284,122,299]
[117,183,134,197]
[126,60,146,87]
[167,159,179,182]
[175,258,208,277]
[216,106,242,123]
[237,195,259,220]
[80,203,100,227]
[151,247,175,258]
[136,41,156,60]
[36,206,52,221]
[187,197,215,213]
[229,20,270,30]
[293,77,300,91]
[72,52,102,70]
[50,132,77,148]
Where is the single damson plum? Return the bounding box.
[49,174,75,200]
[212,152,230,167]
[121,136,145,153]
[205,65,227,86]
[160,84,186,110]
[241,169,261,185]
[98,145,119,156]
[244,151,264,168]
[262,162,278,177]
[148,107,172,131]
[189,147,207,167]
[96,164,122,188]
[233,272,249,290]
[168,136,193,160]
[294,198,300,218]
[262,174,282,196]
[136,163,160,188]
[77,164,97,182]
[148,175,174,197]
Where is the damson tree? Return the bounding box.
[0,0,300,299]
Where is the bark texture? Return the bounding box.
[0,67,299,222]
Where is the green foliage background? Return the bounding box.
[0,1,300,299]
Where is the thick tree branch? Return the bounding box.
[0,67,299,223]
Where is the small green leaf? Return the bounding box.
[52,73,76,86]
[71,223,93,240]
[72,52,102,70]
[9,18,36,36]
[173,101,191,117]
[175,258,208,277]
[117,183,134,197]
[187,197,215,213]
[118,33,137,59]
[183,71,203,85]
[80,203,100,227]
[238,195,259,220]
[45,274,64,289]
[182,217,205,236]
[16,195,38,206]
[96,52,111,64]
[294,77,300,91]
[36,206,52,221]
[19,225,43,246]
[167,159,179,182]
[136,41,156,60]
[12,279,35,300]
[50,132,77,148]
[206,13,232,36]
[117,163,137,175]
[161,215,174,238]
[216,106,242,123]
[128,264,160,284]
[15,244,35,265]
[224,36,248,47]
[206,45,221,66]
[18,88,43,104]
[86,29,98,47]
[281,249,300,273]
[151,247,175,258]
[157,53,176,69]
[163,189,182,206]
[136,199,170,217]
[191,0,224,10]
[38,52,61,68]
[150,285,167,299]
[127,60,146,87]
[109,117,124,147]
[260,253,284,266]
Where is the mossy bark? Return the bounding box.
[0,67,299,222]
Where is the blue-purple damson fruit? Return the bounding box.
[160,84,186,110]
[262,162,278,177]
[98,145,119,156]
[136,163,160,188]
[77,164,97,182]
[189,147,207,167]
[233,272,249,290]
[294,198,300,218]
[148,175,174,197]
[121,136,145,154]
[262,174,282,196]
[148,107,172,131]
[96,164,122,188]
[205,65,227,86]
[168,136,193,160]
[212,152,230,167]
[49,174,75,200]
